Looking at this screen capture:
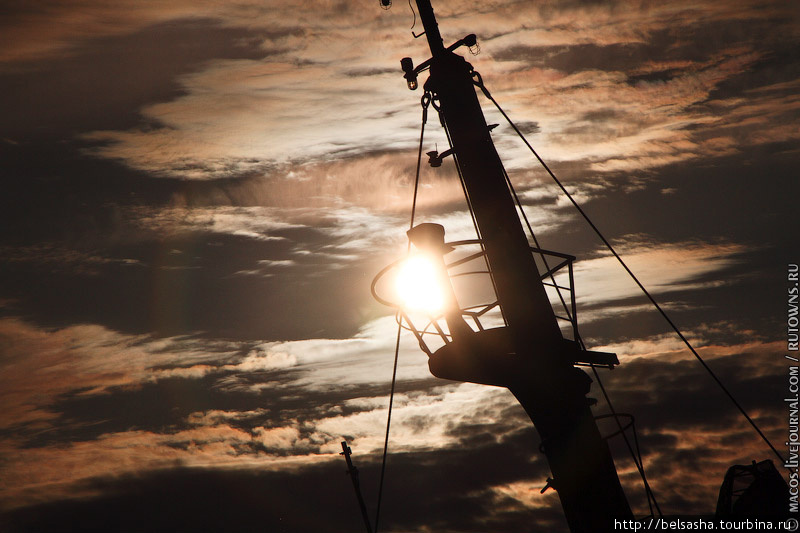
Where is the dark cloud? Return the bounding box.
[1,430,567,533]
[0,141,173,245]
[15,371,443,450]
[0,217,387,339]
[703,42,800,102]
[1,465,364,533]
[511,120,541,135]
[0,19,272,142]
[492,11,796,80]
[343,67,400,77]
[494,42,664,74]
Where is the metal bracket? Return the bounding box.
[426,147,454,167]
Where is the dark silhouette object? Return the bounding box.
[716,460,790,519]
[341,441,373,533]
[383,2,633,531]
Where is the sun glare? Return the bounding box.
[395,255,445,314]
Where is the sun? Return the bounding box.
[395,254,445,314]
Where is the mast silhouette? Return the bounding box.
[403,1,633,530]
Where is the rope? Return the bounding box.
[374,93,430,533]
[472,73,785,467]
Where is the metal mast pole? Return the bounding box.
[411,1,632,530]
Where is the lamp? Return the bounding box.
[401,57,418,90]
[426,148,453,168]
[405,224,473,339]
[464,33,480,55]
[395,254,445,313]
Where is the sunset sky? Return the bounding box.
[1,1,799,531]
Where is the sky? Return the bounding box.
[0,0,799,531]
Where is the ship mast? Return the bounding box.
[404,1,632,530]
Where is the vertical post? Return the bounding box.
[411,1,633,530]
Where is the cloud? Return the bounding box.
[0,1,797,530]
[480,51,766,174]
[0,0,402,65]
[133,205,303,241]
[0,313,789,527]
[224,346,297,371]
[569,237,747,307]
[0,313,524,512]
[79,55,424,179]
[596,339,787,513]
[0,244,144,275]
[0,318,243,431]
[4,0,796,183]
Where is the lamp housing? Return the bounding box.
[401,57,418,90]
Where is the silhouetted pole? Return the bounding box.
[341,441,373,533]
[411,1,632,530]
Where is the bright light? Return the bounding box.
[395,255,445,313]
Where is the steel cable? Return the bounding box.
[374,94,430,533]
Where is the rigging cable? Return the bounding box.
[408,0,417,31]
[471,73,786,467]
[374,93,430,533]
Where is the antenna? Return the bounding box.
[340,441,373,533]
